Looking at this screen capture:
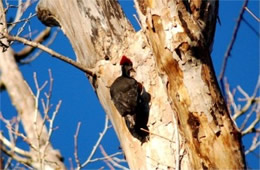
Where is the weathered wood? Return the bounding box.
[134,0,245,169]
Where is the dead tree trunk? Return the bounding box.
[36,0,245,169]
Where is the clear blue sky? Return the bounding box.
[1,0,259,169]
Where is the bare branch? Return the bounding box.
[7,0,35,32]
[33,72,48,151]
[69,158,74,170]
[79,115,110,169]
[41,69,54,116]
[15,27,51,61]
[242,114,260,135]
[38,69,54,145]
[74,122,81,168]
[244,7,260,22]
[0,113,38,153]
[7,127,38,152]
[1,146,31,167]
[44,100,61,148]
[7,13,36,26]
[99,145,129,170]
[219,0,249,94]
[112,157,127,163]
[232,77,260,120]
[240,104,257,130]
[88,152,124,163]
[0,133,31,158]
[20,28,59,64]
[245,134,260,155]
[4,34,95,76]
[31,70,62,169]
[99,147,114,170]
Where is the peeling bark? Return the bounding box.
[134,0,245,169]
[35,0,245,169]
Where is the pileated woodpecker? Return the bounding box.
[110,56,143,130]
[110,56,150,142]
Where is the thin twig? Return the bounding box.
[7,13,37,26]
[74,122,82,168]
[242,114,260,135]
[99,145,128,170]
[240,104,257,130]
[245,133,260,155]
[225,78,238,118]
[219,0,249,95]
[80,115,110,169]
[69,158,74,170]
[43,69,54,114]
[133,14,142,28]
[88,152,124,163]
[0,114,35,169]
[12,12,33,46]
[38,100,62,169]
[244,7,260,22]
[43,100,62,152]
[4,34,95,76]
[39,69,54,137]
[33,72,48,152]
[99,145,115,170]
[232,77,260,120]
[6,127,38,152]
[7,0,33,32]
[112,157,127,163]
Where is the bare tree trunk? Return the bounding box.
[36,0,245,169]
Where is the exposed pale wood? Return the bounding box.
[134,0,245,169]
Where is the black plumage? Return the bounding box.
[110,76,141,117]
[110,56,150,142]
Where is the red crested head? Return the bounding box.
[120,55,132,65]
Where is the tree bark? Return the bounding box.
[36,0,245,169]
[134,0,246,169]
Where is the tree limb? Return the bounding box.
[14,27,51,61]
[0,133,31,158]
[5,34,95,76]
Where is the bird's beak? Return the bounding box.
[129,68,136,77]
